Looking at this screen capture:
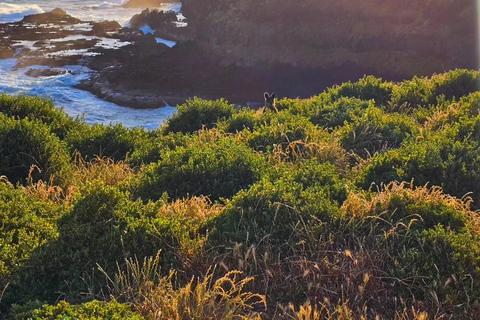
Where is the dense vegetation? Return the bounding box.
[1,69,480,319]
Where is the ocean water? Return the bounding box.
[0,1,182,128]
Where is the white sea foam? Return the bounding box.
[0,59,175,128]
[0,0,183,127]
[0,3,44,23]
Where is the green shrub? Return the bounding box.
[211,160,347,245]
[65,123,150,161]
[11,300,145,320]
[357,128,480,203]
[287,97,373,128]
[245,112,321,152]
[164,98,235,134]
[337,106,418,158]
[0,182,63,291]
[343,184,480,306]
[14,182,161,303]
[330,75,394,106]
[217,109,256,133]
[0,94,78,139]
[135,135,265,201]
[127,131,190,167]
[0,115,72,185]
[391,69,480,107]
[16,182,216,303]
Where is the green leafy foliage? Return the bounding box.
[0,94,78,139]
[357,127,480,203]
[164,98,235,134]
[337,106,418,158]
[211,160,347,245]
[0,114,72,185]
[65,123,151,161]
[391,69,480,107]
[2,69,480,318]
[0,182,63,284]
[135,134,265,201]
[11,300,145,320]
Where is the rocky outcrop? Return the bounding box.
[179,0,478,76]
[22,8,82,25]
[25,68,68,77]
[0,46,14,59]
[91,21,122,36]
[129,9,177,30]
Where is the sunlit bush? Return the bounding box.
[164,98,235,134]
[66,123,150,161]
[0,114,72,186]
[0,94,78,138]
[11,300,145,320]
[135,133,265,201]
[337,106,418,158]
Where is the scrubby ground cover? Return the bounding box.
[1,69,480,319]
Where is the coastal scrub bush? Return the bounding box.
[357,127,480,203]
[0,114,72,186]
[0,94,78,139]
[135,133,265,201]
[329,75,394,106]
[0,181,63,293]
[217,109,256,133]
[245,112,322,152]
[391,69,480,107]
[164,98,235,134]
[343,183,480,310]
[127,131,189,167]
[211,160,347,245]
[336,106,418,158]
[11,300,145,320]
[284,96,373,128]
[16,182,219,303]
[65,123,150,161]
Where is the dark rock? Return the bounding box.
[0,46,15,59]
[22,8,82,25]
[129,9,177,30]
[123,0,173,8]
[91,21,122,36]
[47,38,99,53]
[25,68,68,77]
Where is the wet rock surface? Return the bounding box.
[91,21,122,36]
[0,46,14,59]
[22,8,82,25]
[129,9,177,30]
[25,68,69,77]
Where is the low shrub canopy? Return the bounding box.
[2,70,480,318]
[0,114,72,185]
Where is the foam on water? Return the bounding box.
[0,0,182,128]
[0,3,44,23]
[0,59,175,128]
[0,0,183,26]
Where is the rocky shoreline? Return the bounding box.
[0,0,477,109]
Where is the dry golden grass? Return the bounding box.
[21,153,134,204]
[70,153,134,188]
[100,253,265,320]
[153,197,225,273]
[342,181,474,219]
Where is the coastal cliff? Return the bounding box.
[179,0,478,75]
[80,0,479,107]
